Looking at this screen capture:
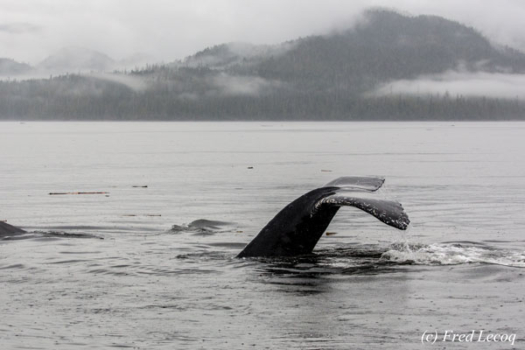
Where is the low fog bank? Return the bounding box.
[371,71,525,99]
[88,73,149,92]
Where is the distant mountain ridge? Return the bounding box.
[37,46,116,73]
[0,58,33,76]
[2,9,525,120]
[0,48,158,77]
[180,42,294,69]
[176,9,525,94]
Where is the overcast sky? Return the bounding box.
[1,0,525,64]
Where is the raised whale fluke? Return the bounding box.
[237,177,410,258]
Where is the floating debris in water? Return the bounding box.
[38,231,104,240]
[122,214,162,217]
[49,191,109,195]
[132,185,148,188]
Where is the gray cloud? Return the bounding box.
[0,22,40,34]
[88,72,149,92]
[210,73,285,97]
[0,0,524,65]
[370,70,525,99]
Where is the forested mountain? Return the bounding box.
[184,10,525,92]
[2,9,525,120]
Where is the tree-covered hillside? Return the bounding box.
[1,9,525,120]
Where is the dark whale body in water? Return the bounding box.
[237,177,410,258]
[0,221,26,237]
[0,222,103,240]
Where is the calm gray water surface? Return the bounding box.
[1,122,524,349]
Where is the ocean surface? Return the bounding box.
[1,121,524,349]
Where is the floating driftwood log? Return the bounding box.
[49,192,109,195]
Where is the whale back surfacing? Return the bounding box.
[0,222,26,237]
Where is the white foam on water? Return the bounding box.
[382,242,525,267]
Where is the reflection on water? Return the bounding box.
[1,122,525,349]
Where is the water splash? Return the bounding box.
[382,241,525,267]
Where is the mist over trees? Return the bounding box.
[1,9,525,121]
[0,58,33,76]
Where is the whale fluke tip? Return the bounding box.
[324,176,385,191]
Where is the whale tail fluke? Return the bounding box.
[318,194,410,230]
[238,176,410,258]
